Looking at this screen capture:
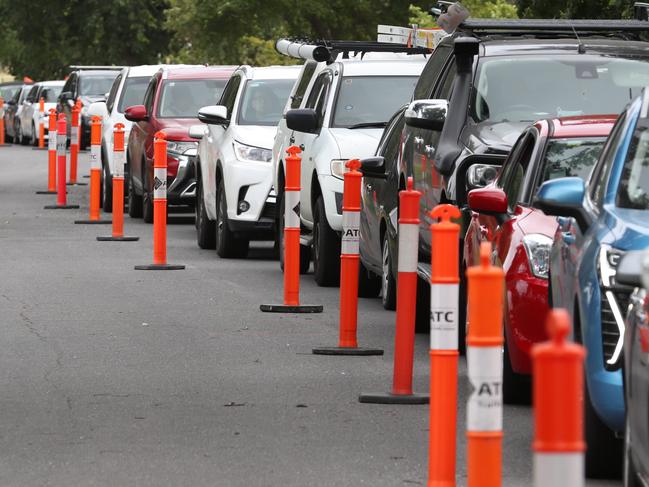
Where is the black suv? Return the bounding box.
[57,68,120,149]
[399,17,649,343]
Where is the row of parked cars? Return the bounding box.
[5,3,649,483]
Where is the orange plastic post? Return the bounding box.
[38,97,45,148]
[532,310,585,487]
[428,203,462,487]
[466,242,504,487]
[312,159,382,356]
[75,116,109,224]
[47,109,57,191]
[134,131,184,270]
[0,97,5,146]
[69,104,80,185]
[43,114,79,210]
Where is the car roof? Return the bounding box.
[543,115,618,138]
[476,37,649,57]
[337,57,427,76]
[238,65,302,80]
[37,80,65,87]
[161,65,237,80]
[78,70,119,77]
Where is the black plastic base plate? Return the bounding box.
[134,264,185,270]
[74,219,111,225]
[66,182,88,186]
[44,204,79,209]
[82,175,90,178]
[97,235,139,242]
[312,346,384,356]
[32,147,47,151]
[260,303,323,313]
[0,143,11,147]
[358,392,429,405]
[35,190,57,195]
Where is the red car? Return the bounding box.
[125,65,235,223]
[464,115,616,403]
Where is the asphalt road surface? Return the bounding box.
[0,145,620,486]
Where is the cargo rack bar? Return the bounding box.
[276,39,431,63]
[68,65,126,71]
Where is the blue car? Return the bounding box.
[536,89,649,479]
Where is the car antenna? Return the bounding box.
[570,22,587,54]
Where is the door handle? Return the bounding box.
[562,231,576,245]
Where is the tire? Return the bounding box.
[585,379,623,478]
[358,260,381,298]
[17,122,27,145]
[624,414,641,487]
[195,177,216,249]
[458,260,468,356]
[102,168,113,213]
[312,196,340,287]
[278,193,310,273]
[415,275,430,334]
[31,123,37,146]
[502,335,531,405]
[380,234,397,310]
[142,169,154,224]
[127,167,143,218]
[215,179,248,258]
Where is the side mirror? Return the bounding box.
[534,177,585,215]
[405,99,448,131]
[124,104,148,122]
[468,186,508,215]
[286,108,318,134]
[616,250,647,288]
[360,157,387,179]
[466,164,499,190]
[189,124,207,139]
[197,105,228,125]
[87,101,108,119]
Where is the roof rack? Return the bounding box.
[68,65,126,71]
[275,39,431,63]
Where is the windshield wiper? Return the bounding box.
[347,122,388,129]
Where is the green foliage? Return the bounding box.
[516,0,630,18]
[409,2,517,27]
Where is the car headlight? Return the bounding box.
[522,234,553,279]
[330,159,349,180]
[233,140,272,163]
[167,140,198,157]
[598,244,624,288]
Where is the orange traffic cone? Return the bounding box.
[36,109,58,194]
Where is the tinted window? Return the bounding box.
[0,85,20,102]
[220,75,241,116]
[542,137,606,182]
[291,62,317,109]
[237,79,295,126]
[501,133,536,208]
[305,72,331,127]
[590,113,628,205]
[26,85,38,102]
[105,74,122,112]
[473,55,649,123]
[332,76,418,128]
[617,119,649,209]
[143,77,158,115]
[413,43,452,100]
[79,73,119,96]
[118,76,150,113]
[381,113,406,170]
[157,79,227,118]
[435,61,457,100]
[41,85,62,102]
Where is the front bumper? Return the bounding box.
[167,154,196,205]
[319,173,344,231]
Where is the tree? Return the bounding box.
[516,0,630,18]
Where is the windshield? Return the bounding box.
[542,137,606,183]
[237,79,294,126]
[42,85,62,102]
[473,55,649,123]
[0,85,20,102]
[80,74,118,97]
[118,76,149,113]
[617,120,649,210]
[333,76,418,128]
[157,79,227,118]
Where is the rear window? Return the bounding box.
[157,79,227,118]
[542,137,607,182]
[118,77,150,113]
[237,79,295,126]
[80,73,119,96]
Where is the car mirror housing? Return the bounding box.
[286,108,318,134]
[405,99,448,131]
[616,250,647,287]
[197,105,228,125]
[467,163,500,190]
[124,104,148,122]
[87,101,108,118]
[359,157,387,179]
[534,177,585,215]
[188,124,207,139]
[468,186,508,215]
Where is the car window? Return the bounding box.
[0,85,20,102]
[413,43,452,100]
[590,112,628,205]
[157,79,227,118]
[143,76,158,115]
[290,62,317,109]
[61,75,73,97]
[26,85,38,103]
[41,85,62,103]
[79,74,118,97]
[617,118,649,209]
[380,112,406,171]
[117,76,150,113]
[220,75,242,118]
[305,71,332,128]
[106,74,122,113]
[434,59,457,100]
[501,132,536,209]
[237,79,295,126]
[69,73,78,97]
[541,137,606,182]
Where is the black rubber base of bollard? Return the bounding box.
[74,219,112,224]
[82,175,90,178]
[358,392,429,405]
[0,143,11,146]
[66,182,88,186]
[44,204,80,209]
[312,346,384,356]
[35,190,57,195]
[134,264,185,270]
[97,236,139,242]
[31,147,47,151]
[260,303,323,313]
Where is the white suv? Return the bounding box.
[194,65,300,258]
[273,54,426,286]
[18,80,64,146]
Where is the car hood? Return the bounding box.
[607,207,649,251]
[516,207,558,238]
[329,128,383,159]
[463,121,530,154]
[157,118,200,141]
[233,125,277,150]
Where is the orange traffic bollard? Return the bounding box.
[260,146,322,313]
[427,203,462,486]
[532,310,585,487]
[36,97,46,149]
[359,177,427,403]
[313,159,383,356]
[75,116,110,224]
[44,114,79,210]
[97,123,139,242]
[76,99,85,152]
[67,103,86,186]
[466,242,504,487]
[0,97,7,146]
[36,109,58,194]
[135,131,184,270]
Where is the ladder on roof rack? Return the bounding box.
[275,39,431,63]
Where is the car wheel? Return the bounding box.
[415,275,430,334]
[102,166,113,213]
[502,334,531,405]
[458,260,467,356]
[17,122,26,145]
[358,260,380,298]
[215,179,248,258]
[142,169,154,224]
[278,193,311,273]
[585,378,623,478]
[127,167,143,218]
[380,234,397,309]
[312,195,340,287]
[196,177,216,249]
[624,414,641,487]
[31,123,38,146]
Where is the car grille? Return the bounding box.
[601,287,631,371]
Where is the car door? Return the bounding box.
[21,84,38,136]
[129,74,157,191]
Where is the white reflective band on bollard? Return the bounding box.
[113,150,125,178]
[534,453,584,487]
[284,191,300,229]
[341,211,360,255]
[430,283,458,350]
[397,224,418,273]
[467,346,503,431]
[90,145,100,170]
[57,132,66,156]
[153,168,167,199]
[71,126,78,146]
[48,132,56,151]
